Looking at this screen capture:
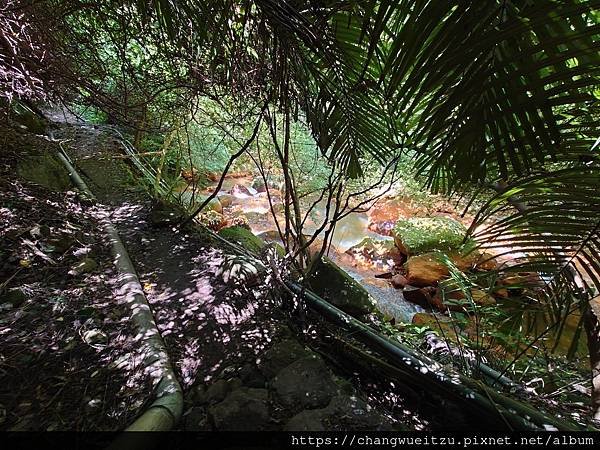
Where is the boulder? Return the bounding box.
[431,286,496,312]
[228,214,251,230]
[258,339,312,379]
[198,210,227,231]
[271,356,339,410]
[411,313,458,339]
[204,379,230,404]
[179,192,223,213]
[218,226,265,254]
[209,387,270,431]
[345,237,401,267]
[217,193,235,208]
[474,252,498,271]
[390,274,408,289]
[230,184,256,197]
[17,153,71,192]
[284,395,393,431]
[402,285,433,308]
[497,272,544,294]
[404,253,449,287]
[392,216,467,256]
[181,168,199,182]
[306,256,377,317]
[239,363,266,388]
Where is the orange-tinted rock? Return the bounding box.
[431,287,496,312]
[405,253,449,287]
[182,168,200,182]
[390,274,409,289]
[402,285,432,308]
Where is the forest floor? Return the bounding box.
[0,111,594,431]
[1,114,421,431]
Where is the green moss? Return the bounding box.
[218,226,265,254]
[393,216,467,255]
[306,256,376,317]
[18,153,71,191]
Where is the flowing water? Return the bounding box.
[197,178,422,323]
[197,177,585,354]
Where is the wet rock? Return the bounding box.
[181,168,199,182]
[251,177,267,192]
[402,285,433,308]
[179,192,223,213]
[190,384,207,404]
[217,193,235,208]
[198,210,227,231]
[258,339,312,379]
[284,395,393,431]
[1,288,27,307]
[306,256,377,317]
[392,216,467,256]
[346,237,401,268]
[230,184,257,197]
[209,387,269,431]
[69,257,98,276]
[251,175,280,193]
[228,214,251,230]
[390,274,408,289]
[411,313,458,341]
[497,272,544,294]
[272,355,338,410]
[184,407,212,431]
[405,253,449,287]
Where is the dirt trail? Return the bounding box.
[52,123,285,389]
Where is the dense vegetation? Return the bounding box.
[1,0,599,430]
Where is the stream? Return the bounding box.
[184,175,584,356]
[189,176,424,323]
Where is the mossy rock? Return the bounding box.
[179,192,223,213]
[392,216,468,256]
[306,256,377,317]
[218,226,265,254]
[12,102,46,134]
[17,152,71,191]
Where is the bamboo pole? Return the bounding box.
[55,147,183,436]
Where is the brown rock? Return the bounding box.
[402,285,433,308]
[390,274,408,289]
[405,253,449,287]
[431,287,496,312]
